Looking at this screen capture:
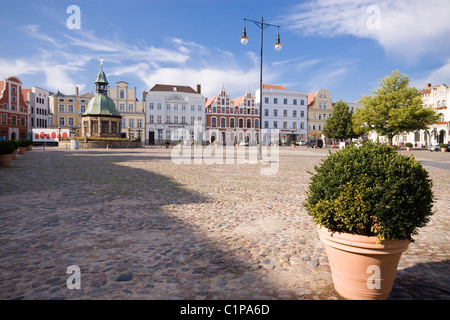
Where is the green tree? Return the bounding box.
[323,100,356,141]
[353,70,439,146]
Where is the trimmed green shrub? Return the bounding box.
[0,141,16,155]
[16,139,29,147]
[440,144,448,149]
[405,142,413,148]
[304,141,434,242]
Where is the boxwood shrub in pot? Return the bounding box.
[303,141,434,299]
[0,140,16,166]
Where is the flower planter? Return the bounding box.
[18,147,27,155]
[26,144,32,151]
[441,148,447,153]
[318,226,409,300]
[0,154,13,167]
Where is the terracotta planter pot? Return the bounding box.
[441,148,447,152]
[26,145,32,151]
[0,154,13,167]
[11,150,17,160]
[18,147,27,154]
[318,226,409,300]
[406,147,411,151]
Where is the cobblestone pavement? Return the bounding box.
[0,146,448,300]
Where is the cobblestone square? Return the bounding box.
[0,146,448,300]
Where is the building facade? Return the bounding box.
[255,84,308,145]
[145,84,205,145]
[307,89,333,144]
[49,87,94,137]
[108,81,145,143]
[22,86,53,130]
[0,76,29,140]
[205,87,259,145]
[381,83,450,147]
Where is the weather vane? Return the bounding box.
[100,57,104,67]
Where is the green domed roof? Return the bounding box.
[83,92,121,117]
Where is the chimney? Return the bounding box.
[196,84,201,94]
[75,86,79,95]
[424,83,431,89]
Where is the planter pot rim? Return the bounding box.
[318,226,410,255]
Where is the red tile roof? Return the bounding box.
[308,92,317,106]
[231,94,245,107]
[262,84,285,90]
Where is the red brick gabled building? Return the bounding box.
[0,76,29,140]
[205,87,259,144]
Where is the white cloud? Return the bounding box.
[285,0,450,62]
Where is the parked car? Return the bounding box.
[428,145,440,151]
[296,140,307,146]
[306,139,323,148]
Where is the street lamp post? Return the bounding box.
[240,17,283,160]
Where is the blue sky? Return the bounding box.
[1,0,450,103]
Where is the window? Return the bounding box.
[59,99,65,102]
[238,118,244,128]
[284,99,288,105]
[293,110,297,117]
[254,119,259,129]
[122,118,126,128]
[443,100,447,106]
[273,121,278,128]
[174,104,178,111]
[149,115,154,123]
[191,116,195,125]
[167,104,171,110]
[301,100,305,106]
[274,98,278,104]
[129,104,134,111]
[293,99,297,105]
[301,110,305,118]
[59,105,65,113]
[264,121,269,129]
[3,103,7,109]
[166,130,171,140]
[157,103,162,110]
[264,97,269,103]
[293,122,297,129]
[68,117,74,126]
[11,87,16,94]
[273,109,278,117]
[166,116,171,123]
[300,122,304,130]
[283,110,287,117]
[191,105,195,111]
[59,117,65,126]
[12,96,16,103]
[1,114,6,125]
[149,103,154,110]
[181,116,185,124]
[80,105,86,113]
[283,121,288,129]
[137,119,142,128]
[246,119,252,128]
[129,119,134,128]
[174,116,178,123]
[212,117,217,128]
[68,105,74,113]
[198,105,202,112]
[119,104,125,111]
[264,109,269,116]
[220,117,226,127]
[230,118,235,128]
[157,115,162,124]
[120,90,125,99]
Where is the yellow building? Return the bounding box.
[307,89,333,144]
[108,81,146,143]
[49,87,94,137]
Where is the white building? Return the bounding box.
[255,84,308,145]
[386,83,450,148]
[145,84,205,145]
[22,86,53,130]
